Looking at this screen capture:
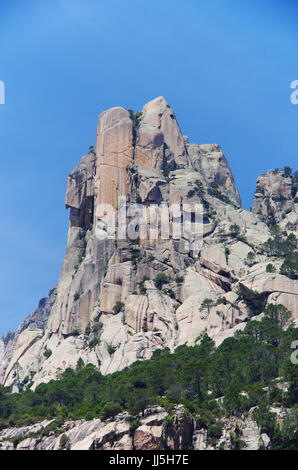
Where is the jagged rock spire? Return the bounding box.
[2,98,297,392]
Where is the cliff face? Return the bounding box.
[0,97,297,391]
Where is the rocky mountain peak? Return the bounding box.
[0,98,297,393]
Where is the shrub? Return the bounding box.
[229,426,246,450]
[237,287,267,316]
[229,224,241,238]
[92,323,103,334]
[264,304,291,328]
[194,180,204,196]
[131,249,143,266]
[113,301,125,314]
[200,299,215,317]
[163,414,174,430]
[153,273,169,290]
[246,251,256,266]
[252,405,276,436]
[106,343,118,355]
[138,276,149,295]
[162,166,170,179]
[262,229,297,258]
[87,322,103,348]
[59,433,70,450]
[76,358,85,371]
[71,329,80,337]
[216,297,228,306]
[208,421,224,445]
[282,166,292,178]
[128,110,142,129]
[280,252,298,280]
[89,337,100,349]
[73,292,80,301]
[44,348,52,359]
[128,417,141,436]
[224,247,230,264]
[266,263,276,273]
[175,276,184,285]
[100,402,122,421]
[12,437,23,449]
[208,183,233,205]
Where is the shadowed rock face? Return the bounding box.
[95,107,134,209]
[0,97,297,391]
[66,152,96,229]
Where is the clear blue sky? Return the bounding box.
[0,0,297,334]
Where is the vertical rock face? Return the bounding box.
[66,152,96,228]
[1,97,297,390]
[47,150,99,336]
[95,107,133,209]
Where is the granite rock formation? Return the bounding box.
[0,97,297,392]
[0,405,273,451]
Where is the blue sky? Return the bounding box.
[0,0,297,334]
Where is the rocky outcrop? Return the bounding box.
[239,272,298,322]
[0,405,270,451]
[18,288,57,334]
[0,97,297,392]
[252,169,298,229]
[187,143,241,207]
[136,96,189,169]
[0,287,57,389]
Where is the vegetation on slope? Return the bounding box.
[261,227,298,280]
[1,305,298,449]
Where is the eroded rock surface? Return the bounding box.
[0,97,297,392]
[0,405,270,451]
